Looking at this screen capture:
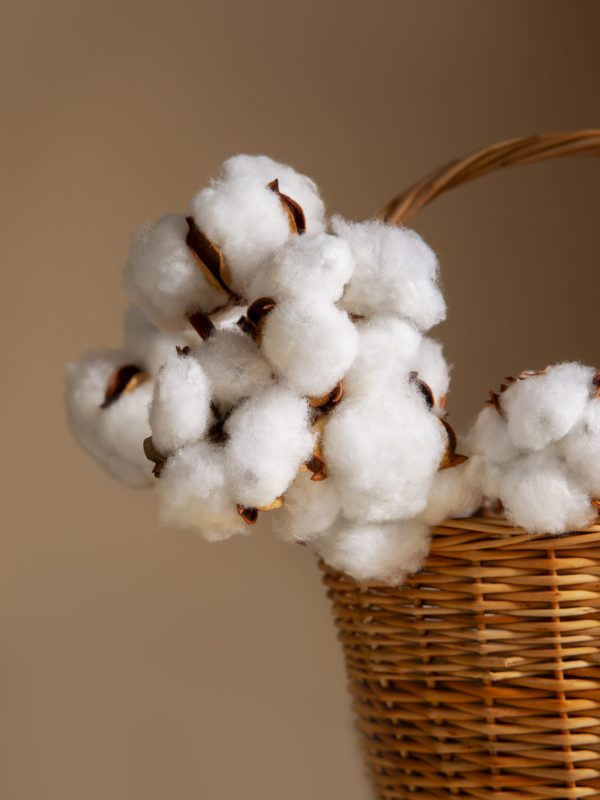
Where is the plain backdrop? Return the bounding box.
[1,1,599,798]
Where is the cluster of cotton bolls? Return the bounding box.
[466,363,600,533]
[66,153,478,584]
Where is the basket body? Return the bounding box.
[321,516,600,800]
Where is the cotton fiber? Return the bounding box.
[224,386,315,508]
[65,350,153,487]
[413,337,450,411]
[124,305,196,376]
[314,518,432,584]
[149,349,212,455]
[157,441,247,541]
[194,328,273,414]
[342,314,422,397]
[500,450,596,534]
[190,156,325,297]
[332,217,446,330]
[559,398,600,497]
[249,232,354,303]
[123,213,226,331]
[324,382,446,522]
[273,472,341,544]
[261,299,359,397]
[501,362,595,451]
[420,460,483,525]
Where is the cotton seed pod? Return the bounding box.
[313,517,432,584]
[156,441,247,541]
[501,362,596,451]
[224,385,315,508]
[261,299,359,397]
[148,348,212,455]
[122,213,226,332]
[332,216,446,331]
[248,232,355,303]
[65,350,154,488]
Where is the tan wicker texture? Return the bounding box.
[322,131,600,799]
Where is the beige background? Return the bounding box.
[1,1,599,798]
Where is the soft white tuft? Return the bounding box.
[332,217,446,331]
[122,214,225,331]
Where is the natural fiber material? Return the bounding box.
[322,516,600,800]
[323,130,600,799]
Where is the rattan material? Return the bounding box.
[322,131,600,799]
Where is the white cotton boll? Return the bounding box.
[122,214,226,331]
[272,472,341,544]
[65,351,153,488]
[501,362,595,452]
[420,460,483,525]
[500,450,596,534]
[332,217,446,331]
[194,328,273,413]
[261,300,359,396]
[559,398,600,497]
[191,178,290,295]
[413,337,450,410]
[124,305,196,375]
[248,233,354,303]
[467,405,521,465]
[157,441,246,541]
[343,314,422,398]
[224,386,315,508]
[313,518,431,584]
[324,383,446,522]
[149,350,211,455]
[221,154,326,236]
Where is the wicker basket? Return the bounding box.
[321,131,600,800]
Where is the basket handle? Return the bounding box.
[381,130,600,225]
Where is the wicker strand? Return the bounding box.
[381,130,600,225]
[324,130,600,799]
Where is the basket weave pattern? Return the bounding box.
[322,518,600,799]
[322,131,600,799]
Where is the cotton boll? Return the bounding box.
[343,314,422,398]
[559,398,600,497]
[272,472,341,544]
[124,305,196,375]
[467,405,521,465]
[421,460,482,525]
[194,328,273,414]
[500,450,596,534]
[224,386,315,508]
[502,362,595,451]
[413,337,450,411]
[149,350,211,455]
[261,300,359,396]
[332,217,446,331]
[313,518,431,584]
[324,383,446,522]
[221,154,326,236]
[157,441,246,541]
[65,350,153,487]
[248,233,354,303]
[123,214,226,331]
